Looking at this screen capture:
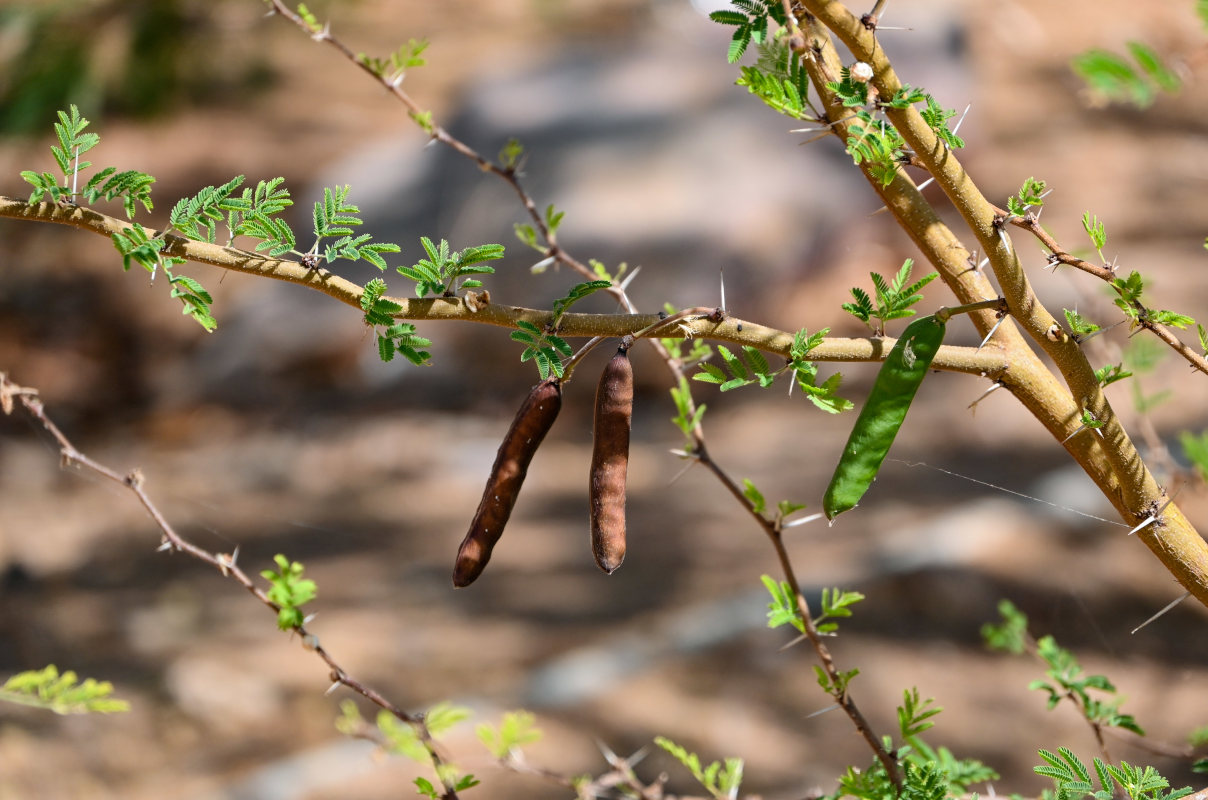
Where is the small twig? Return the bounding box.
[1000,210,1208,376]
[691,438,904,791]
[0,372,462,799]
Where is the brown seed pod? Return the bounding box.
[453,377,562,587]
[589,346,633,574]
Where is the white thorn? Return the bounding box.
[951,103,972,136]
[977,315,1007,351]
[782,512,825,528]
[1127,516,1156,536]
[1061,425,1088,445]
[595,738,621,767]
[618,265,641,291]
[967,381,1002,411]
[667,458,698,487]
[1131,591,1190,634]
[778,632,809,651]
[623,747,649,769]
[997,226,1013,255]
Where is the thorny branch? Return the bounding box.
[1000,210,1208,376]
[272,1,912,785]
[263,0,605,300]
[655,339,904,790]
[788,4,1208,609]
[0,197,1006,378]
[0,372,466,800]
[4,0,1208,794]
[259,5,911,788]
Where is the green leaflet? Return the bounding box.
[823,315,946,519]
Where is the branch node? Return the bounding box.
[125,468,145,489]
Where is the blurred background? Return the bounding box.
[2,0,1208,797]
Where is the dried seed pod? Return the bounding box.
[453,377,562,587]
[589,346,633,573]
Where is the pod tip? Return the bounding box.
[594,553,626,574]
[452,557,483,588]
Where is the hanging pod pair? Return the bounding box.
[452,342,634,586]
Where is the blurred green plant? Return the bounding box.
[0,0,273,135]
[0,664,129,714]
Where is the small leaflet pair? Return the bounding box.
[452,345,633,587]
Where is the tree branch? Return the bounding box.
[791,3,1208,609]
[0,372,465,799]
[0,196,1005,376]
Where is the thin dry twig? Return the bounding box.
[1001,211,1208,376]
[0,372,464,799]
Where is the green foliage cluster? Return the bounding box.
[261,554,317,630]
[18,106,429,333]
[1037,747,1193,800]
[669,376,707,448]
[983,601,1143,735]
[842,259,938,335]
[357,38,428,84]
[396,236,503,297]
[1008,176,1048,218]
[20,105,154,217]
[735,31,814,119]
[337,700,480,798]
[499,138,525,171]
[694,343,778,391]
[0,665,129,715]
[1109,270,1196,331]
[309,184,402,268]
[741,478,807,526]
[514,203,565,252]
[551,280,613,327]
[1072,43,1183,108]
[476,710,542,759]
[654,736,744,799]
[1063,308,1101,342]
[689,326,849,414]
[360,278,432,365]
[511,321,572,380]
[826,689,998,800]
[762,575,863,636]
[826,75,963,187]
[707,0,789,64]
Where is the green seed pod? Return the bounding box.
[589,346,633,573]
[453,378,562,587]
[823,314,946,520]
